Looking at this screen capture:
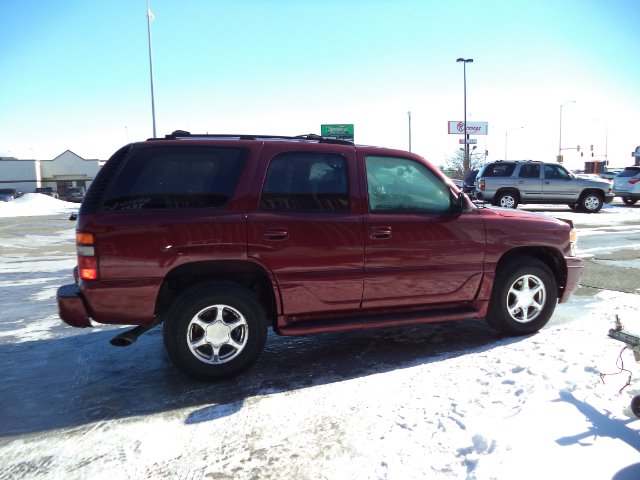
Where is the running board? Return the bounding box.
[276,305,483,336]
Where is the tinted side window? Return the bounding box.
[102,146,247,210]
[482,163,516,177]
[366,156,451,213]
[544,164,571,180]
[260,152,348,212]
[618,168,640,178]
[518,164,540,178]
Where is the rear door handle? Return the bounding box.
[262,228,289,241]
[369,226,392,240]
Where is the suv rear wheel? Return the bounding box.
[494,190,519,209]
[163,281,268,380]
[622,197,638,206]
[486,257,557,335]
[579,191,603,213]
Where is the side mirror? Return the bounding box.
[452,191,467,214]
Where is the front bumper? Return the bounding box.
[57,284,93,327]
[560,256,584,303]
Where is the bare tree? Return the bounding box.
[445,148,487,179]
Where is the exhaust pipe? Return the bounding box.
[110,324,154,347]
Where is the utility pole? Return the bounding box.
[147,0,157,138]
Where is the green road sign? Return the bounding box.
[321,124,354,142]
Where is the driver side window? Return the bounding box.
[365,156,451,213]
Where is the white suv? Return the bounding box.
[613,166,640,205]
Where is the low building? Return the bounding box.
[0,150,102,198]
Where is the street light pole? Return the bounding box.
[407,111,412,152]
[146,0,157,138]
[456,58,473,175]
[558,100,576,158]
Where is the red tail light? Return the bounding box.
[629,178,640,185]
[479,179,485,191]
[76,232,98,280]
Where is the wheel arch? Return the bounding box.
[495,247,567,300]
[155,260,278,326]
[493,188,521,207]
[579,188,605,203]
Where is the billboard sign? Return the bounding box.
[321,124,354,142]
[448,121,488,135]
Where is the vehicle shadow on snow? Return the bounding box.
[0,319,522,437]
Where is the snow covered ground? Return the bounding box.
[0,195,639,479]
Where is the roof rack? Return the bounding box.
[148,130,354,146]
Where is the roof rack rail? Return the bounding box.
[150,130,354,146]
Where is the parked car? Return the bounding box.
[57,131,583,380]
[449,178,463,188]
[65,186,85,203]
[0,188,23,202]
[612,165,640,205]
[475,160,614,212]
[462,169,479,196]
[575,173,605,181]
[600,169,623,181]
[35,186,59,199]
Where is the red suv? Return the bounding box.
[57,132,583,380]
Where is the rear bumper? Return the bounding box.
[559,256,584,303]
[614,191,640,200]
[57,284,93,328]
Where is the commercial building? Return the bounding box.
[0,150,102,197]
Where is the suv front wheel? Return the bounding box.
[579,191,603,213]
[163,281,268,380]
[486,257,557,335]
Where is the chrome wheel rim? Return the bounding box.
[506,274,546,323]
[584,195,600,211]
[500,195,516,208]
[186,304,248,364]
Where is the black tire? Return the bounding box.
[495,191,519,209]
[579,191,603,213]
[163,281,268,380]
[567,202,578,210]
[631,395,640,418]
[622,197,638,206]
[486,257,557,336]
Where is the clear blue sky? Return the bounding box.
[1,0,638,171]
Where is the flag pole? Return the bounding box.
[146,0,157,138]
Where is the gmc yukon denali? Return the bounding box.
[57,132,583,380]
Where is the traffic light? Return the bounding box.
[577,145,580,152]
[590,144,594,151]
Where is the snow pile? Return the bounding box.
[0,193,79,217]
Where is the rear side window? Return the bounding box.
[481,163,516,177]
[618,167,640,178]
[102,146,247,210]
[518,164,540,178]
[260,152,348,212]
